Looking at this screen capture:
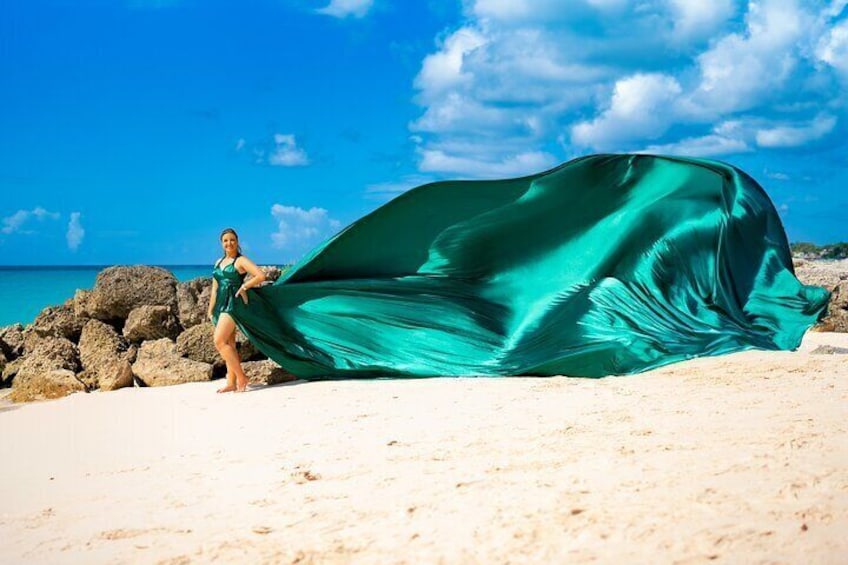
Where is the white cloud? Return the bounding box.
[270,204,342,251]
[418,149,557,178]
[66,212,84,251]
[687,0,808,116]
[414,28,487,95]
[816,18,848,76]
[571,73,683,149]
[1,206,60,235]
[410,0,848,173]
[234,138,246,152]
[269,134,309,167]
[755,114,837,147]
[316,0,374,18]
[666,0,737,41]
[640,134,751,157]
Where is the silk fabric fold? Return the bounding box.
[225,154,830,378]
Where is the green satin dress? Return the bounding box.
[211,255,247,327]
[224,154,830,379]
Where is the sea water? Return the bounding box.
[0,265,215,327]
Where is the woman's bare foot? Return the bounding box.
[217,384,236,393]
[235,377,249,392]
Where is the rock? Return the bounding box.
[9,337,84,402]
[74,266,179,322]
[123,305,182,342]
[132,338,213,387]
[30,303,87,342]
[0,350,6,381]
[236,329,266,361]
[810,345,848,354]
[0,323,25,359]
[9,369,85,402]
[259,265,282,283]
[243,359,297,386]
[177,277,213,329]
[795,261,848,333]
[176,323,218,364]
[2,357,22,387]
[78,320,134,391]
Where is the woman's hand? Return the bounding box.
[236,285,249,305]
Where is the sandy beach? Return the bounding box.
[1,330,847,564]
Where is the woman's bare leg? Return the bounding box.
[216,331,239,393]
[214,314,248,392]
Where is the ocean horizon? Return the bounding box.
[0,264,263,327]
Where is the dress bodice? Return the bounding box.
[211,257,247,324]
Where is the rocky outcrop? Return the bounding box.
[0,323,26,359]
[73,266,179,322]
[176,323,218,364]
[259,266,283,283]
[123,305,182,342]
[78,319,135,391]
[8,337,84,402]
[29,303,87,342]
[1,357,22,387]
[243,359,297,386]
[177,277,213,329]
[8,264,297,402]
[236,330,265,361]
[132,338,213,387]
[795,259,848,332]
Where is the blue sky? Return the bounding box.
[1,0,846,266]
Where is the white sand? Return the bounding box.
[1,331,847,564]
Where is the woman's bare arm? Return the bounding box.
[235,256,267,304]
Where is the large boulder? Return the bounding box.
[236,329,266,361]
[9,337,84,402]
[820,280,848,332]
[1,357,22,387]
[73,266,178,322]
[132,338,213,387]
[123,305,182,342]
[243,359,297,386]
[0,323,25,359]
[30,303,87,342]
[177,277,213,329]
[259,265,283,283]
[176,323,218,364]
[795,260,848,332]
[78,319,135,391]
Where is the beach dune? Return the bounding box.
[1,331,847,563]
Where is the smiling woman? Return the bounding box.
[213,154,830,380]
[208,228,266,392]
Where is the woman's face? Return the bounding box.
[221,233,238,255]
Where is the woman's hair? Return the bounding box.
[219,227,243,258]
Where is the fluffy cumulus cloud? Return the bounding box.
[410,0,847,173]
[66,212,84,251]
[1,206,60,235]
[270,204,342,257]
[316,0,374,19]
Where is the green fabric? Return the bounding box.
[211,257,246,327]
[223,154,830,378]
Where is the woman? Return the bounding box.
[207,228,266,392]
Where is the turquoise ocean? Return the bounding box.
[0,266,216,327]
